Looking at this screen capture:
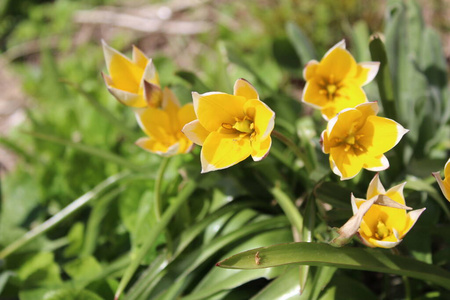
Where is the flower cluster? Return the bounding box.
[102,41,196,156]
[302,41,425,248]
[101,39,431,249]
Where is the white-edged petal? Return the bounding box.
[359,61,380,85]
[365,155,390,172]
[323,39,346,58]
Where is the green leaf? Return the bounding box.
[63,222,84,258]
[175,71,210,93]
[369,35,397,120]
[285,22,316,67]
[63,256,102,282]
[318,274,377,300]
[42,288,103,300]
[23,131,143,172]
[272,37,301,71]
[184,230,293,300]
[217,242,450,289]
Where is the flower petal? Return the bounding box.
[244,99,275,140]
[136,137,180,157]
[363,155,389,172]
[302,79,330,109]
[200,131,252,173]
[366,173,386,199]
[324,39,346,56]
[103,73,146,107]
[177,103,196,130]
[143,80,162,107]
[233,78,259,100]
[141,59,160,87]
[302,60,319,81]
[432,170,450,201]
[358,62,380,85]
[317,47,357,83]
[360,115,408,156]
[329,146,364,180]
[102,41,143,94]
[135,107,171,141]
[193,92,247,132]
[132,45,148,69]
[251,136,272,161]
[182,120,210,146]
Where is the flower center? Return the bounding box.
[375,220,391,240]
[319,75,341,101]
[222,117,256,140]
[334,132,366,154]
[233,119,254,133]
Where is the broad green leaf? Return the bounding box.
[217,242,450,289]
[63,222,84,258]
[369,35,397,120]
[176,71,211,93]
[272,37,301,71]
[63,256,102,282]
[285,22,316,66]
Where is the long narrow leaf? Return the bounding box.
[217,242,450,289]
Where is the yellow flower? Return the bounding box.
[322,102,408,180]
[102,40,160,107]
[182,78,275,173]
[302,40,379,120]
[432,158,450,201]
[135,84,196,156]
[352,173,425,248]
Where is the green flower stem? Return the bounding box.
[0,171,130,259]
[272,130,313,173]
[270,184,303,237]
[154,157,171,222]
[114,180,197,300]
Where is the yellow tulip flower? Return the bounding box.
[102,40,160,107]
[302,40,379,120]
[135,84,196,156]
[322,102,408,180]
[432,158,450,201]
[182,79,275,173]
[352,173,425,248]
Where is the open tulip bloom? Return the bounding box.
[302,40,379,120]
[432,158,450,201]
[102,41,160,107]
[182,79,275,173]
[351,174,425,248]
[135,86,196,156]
[321,102,408,180]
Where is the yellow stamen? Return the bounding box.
[233,119,254,134]
[375,220,391,240]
